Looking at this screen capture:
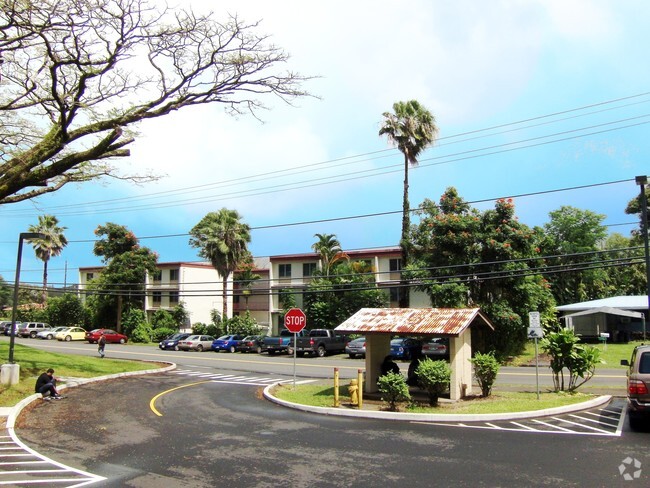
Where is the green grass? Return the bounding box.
[272,384,597,414]
[0,343,162,407]
[509,339,644,368]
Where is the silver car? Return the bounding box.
[621,344,650,430]
[345,337,366,359]
[36,327,67,340]
[177,335,215,352]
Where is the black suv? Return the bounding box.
[621,344,650,430]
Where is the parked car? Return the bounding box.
[159,333,192,351]
[345,337,366,359]
[1,321,20,336]
[621,344,650,430]
[390,337,422,360]
[56,327,87,341]
[177,335,215,352]
[212,334,246,353]
[422,338,449,358]
[85,329,128,344]
[36,327,67,340]
[18,322,50,338]
[237,335,264,353]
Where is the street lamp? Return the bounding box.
[1,232,46,386]
[636,175,649,340]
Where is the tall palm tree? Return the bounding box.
[27,214,68,302]
[311,233,348,276]
[189,208,251,320]
[379,100,438,307]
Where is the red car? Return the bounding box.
[86,328,128,344]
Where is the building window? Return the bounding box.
[389,258,402,280]
[169,269,179,282]
[86,272,94,281]
[153,291,162,305]
[279,264,292,278]
[169,291,179,305]
[389,287,401,304]
[152,269,162,282]
[302,262,317,277]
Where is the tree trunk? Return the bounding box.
[42,259,49,304]
[116,295,123,333]
[399,154,411,309]
[222,275,229,322]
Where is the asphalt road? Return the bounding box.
[7,337,628,395]
[14,369,650,487]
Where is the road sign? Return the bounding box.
[284,308,307,333]
[527,327,544,339]
[528,311,540,329]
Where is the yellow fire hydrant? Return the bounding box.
[348,379,359,406]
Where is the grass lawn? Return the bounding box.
[508,339,643,368]
[0,343,164,407]
[272,384,597,414]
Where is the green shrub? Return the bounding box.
[416,358,451,406]
[130,323,153,343]
[152,327,176,342]
[470,351,500,397]
[540,328,602,392]
[377,372,411,411]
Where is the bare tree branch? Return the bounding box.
[0,0,314,204]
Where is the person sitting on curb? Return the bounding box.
[35,368,62,400]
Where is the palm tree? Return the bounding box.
[311,233,348,276]
[379,100,438,307]
[27,214,68,302]
[189,208,251,320]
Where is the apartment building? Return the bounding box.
[78,247,427,333]
[79,262,227,325]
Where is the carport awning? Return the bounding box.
[334,308,494,336]
[560,306,644,320]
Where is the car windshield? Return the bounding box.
[217,335,231,340]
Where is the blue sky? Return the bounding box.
[1,0,649,289]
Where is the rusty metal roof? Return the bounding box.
[335,308,494,336]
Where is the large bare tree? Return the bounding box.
[0,0,311,204]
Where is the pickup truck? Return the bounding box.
[261,329,306,355]
[289,329,349,357]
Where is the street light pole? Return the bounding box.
[8,232,46,364]
[636,175,650,341]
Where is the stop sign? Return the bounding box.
[284,308,307,333]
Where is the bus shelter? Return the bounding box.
[335,308,494,400]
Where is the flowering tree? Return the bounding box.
[407,187,556,357]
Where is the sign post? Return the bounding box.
[284,308,307,387]
[528,311,544,400]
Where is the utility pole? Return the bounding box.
[636,175,650,340]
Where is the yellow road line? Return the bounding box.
[149,380,213,417]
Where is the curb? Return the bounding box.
[263,383,613,422]
[5,361,176,429]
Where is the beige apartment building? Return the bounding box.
[78,246,429,333]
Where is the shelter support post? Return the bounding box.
[364,335,391,393]
[449,333,473,400]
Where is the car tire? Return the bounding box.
[174,345,179,351]
[256,345,262,354]
[119,338,126,344]
[229,345,236,353]
[30,331,37,338]
[316,345,326,358]
[47,334,53,340]
[65,336,71,342]
[196,345,203,352]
